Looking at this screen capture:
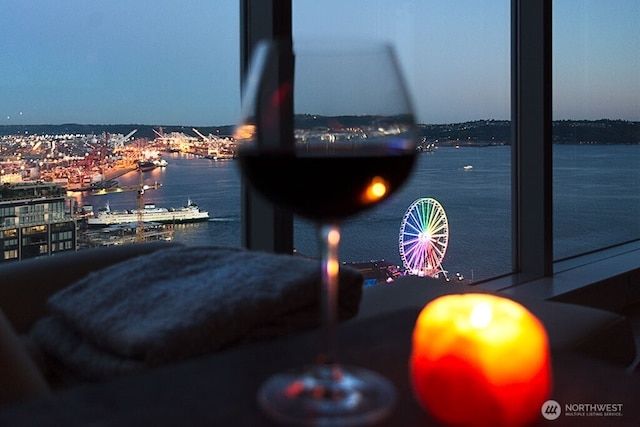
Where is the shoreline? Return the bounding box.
[103,166,137,181]
[66,166,137,192]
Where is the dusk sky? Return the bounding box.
[2,1,639,127]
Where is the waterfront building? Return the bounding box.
[0,182,77,263]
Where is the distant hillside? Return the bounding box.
[1,119,639,144]
[551,119,640,144]
[419,119,640,145]
[0,124,236,140]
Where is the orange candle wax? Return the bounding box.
[410,293,552,427]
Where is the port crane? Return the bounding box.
[124,173,162,242]
[123,129,138,141]
[193,128,222,158]
[110,129,138,149]
[192,128,210,142]
[92,174,162,242]
[135,172,146,242]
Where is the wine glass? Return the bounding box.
[235,38,418,426]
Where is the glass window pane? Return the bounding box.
[553,0,640,260]
[1,1,241,250]
[293,1,511,283]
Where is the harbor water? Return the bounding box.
[74,145,640,283]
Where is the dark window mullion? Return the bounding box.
[240,0,293,254]
[511,0,553,280]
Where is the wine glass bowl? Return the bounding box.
[237,40,417,223]
[235,39,417,426]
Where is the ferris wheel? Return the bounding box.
[399,197,449,278]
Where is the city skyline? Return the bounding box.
[2,1,640,127]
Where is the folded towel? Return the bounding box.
[29,246,363,381]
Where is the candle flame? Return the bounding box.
[469,302,492,328]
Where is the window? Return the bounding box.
[23,225,46,235]
[4,249,18,260]
[2,229,17,238]
[243,1,640,310]
[291,1,512,282]
[553,0,640,261]
[3,2,639,310]
[2,1,240,253]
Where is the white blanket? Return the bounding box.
[30,246,363,381]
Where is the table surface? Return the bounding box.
[1,307,639,427]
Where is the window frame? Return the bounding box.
[239,0,294,254]
[239,0,640,312]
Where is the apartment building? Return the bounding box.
[0,182,77,262]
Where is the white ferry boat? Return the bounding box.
[87,199,210,227]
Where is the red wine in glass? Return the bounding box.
[235,39,418,426]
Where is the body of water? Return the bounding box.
[75,145,640,282]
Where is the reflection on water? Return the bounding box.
[73,146,640,282]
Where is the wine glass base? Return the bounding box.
[258,364,396,426]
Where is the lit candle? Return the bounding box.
[410,293,551,427]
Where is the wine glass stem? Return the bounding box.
[319,222,340,366]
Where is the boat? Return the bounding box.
[88,179,119,192]
[463,165,473,170]
[153,158,168,167]
[87,199,210,227]
[89,179,125,195]
[90,186,125,196]
[135,160,157,171]
[79,222,174,247]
